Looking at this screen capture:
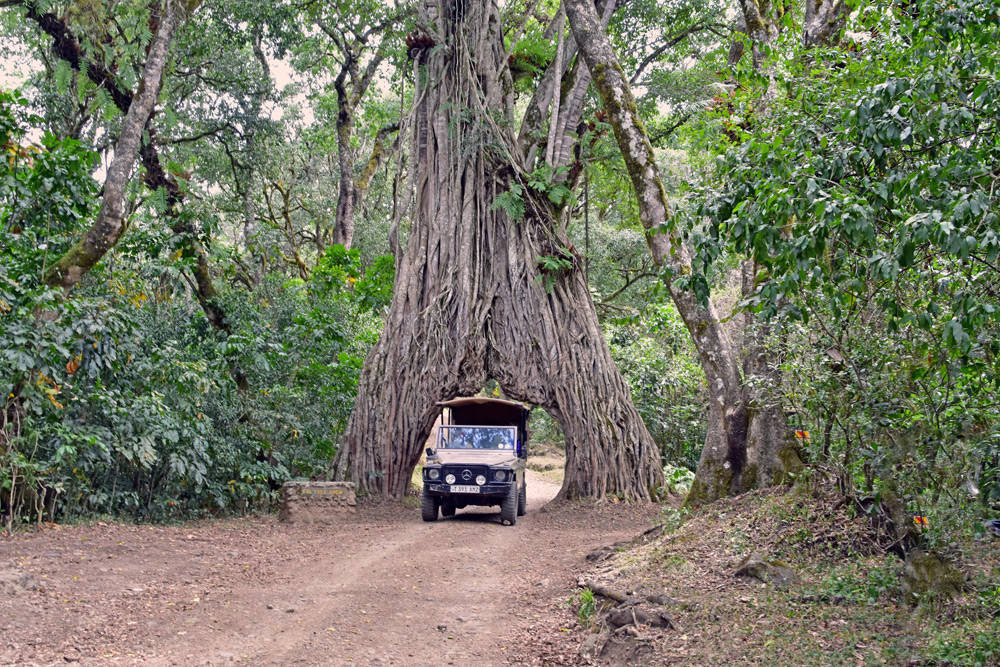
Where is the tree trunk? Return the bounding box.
[515,0,604,166]
[566,0,804,505]
[734,0,789,69]
[334,121,400,251]
[333,0,663,501]
[332,96,357,248]
[727,0,846,493]
[803,0,850,48]
[329,45,388,250]
[739,262,804,488]
[28,2,229,333]
[501,0,847,508]
[544,6,566,167]
[45,0,183,289]
[355,123,400,204]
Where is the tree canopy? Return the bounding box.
[0,0,996,560]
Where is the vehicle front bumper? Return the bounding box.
[424,483,511,497]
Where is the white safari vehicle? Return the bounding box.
[420,397,529,525]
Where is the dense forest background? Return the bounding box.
[0,0,997,549]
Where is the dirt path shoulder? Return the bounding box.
[1,472,658,666]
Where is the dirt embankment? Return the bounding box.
[0,471,659,666]
[519,484,1000,667]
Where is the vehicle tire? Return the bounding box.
[500,484,518,526]
[421,493,438,522]
[517,482,526,516]
[441,500,456,517]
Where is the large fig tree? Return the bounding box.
[333,0,663,500]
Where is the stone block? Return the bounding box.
[278,481,357,524]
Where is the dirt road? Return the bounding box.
[1,472,658,666]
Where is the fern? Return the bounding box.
[535,250,574,293]
[151,186,168,214]
[94,88,118,122]
[54,60,73,95]
[527,165,574,206]
[490,183,525,222]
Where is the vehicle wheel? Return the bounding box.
[500,484,518,526]
[421,493,438,522]
[441,500,456,517]
[517,482,526,516]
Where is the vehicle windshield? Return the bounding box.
[437,425,516,450]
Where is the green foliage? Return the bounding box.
[657,505,690,535]
[529,408,565,448]
[662,463,695,496]
[606,302,707,468]
[575,588,596,626]
[507,33,555,94]
[673,0,1000,543]
[490,182,525,222]
[312,245,395,311]
[0,91,98,285]
[535,248,574,293]
[691,0,1000,355]
[528,165,574,207]
[916,620,1000,667]
[1,270,381,526]
[354,255,395,311]
[0,97,385,528]
[812,559,902,605]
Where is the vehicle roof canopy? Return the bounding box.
[437,397,529,427]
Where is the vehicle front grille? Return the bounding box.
[442,465,490,483]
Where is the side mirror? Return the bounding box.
[426,447,435,458]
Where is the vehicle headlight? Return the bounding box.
[428,469,440,480]
[476,475,486,485]
[445,474,456,484]
[494,470,506,482]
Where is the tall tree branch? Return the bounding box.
[25,1,230,332]
[46,0,185,290]
[629,21,727,86]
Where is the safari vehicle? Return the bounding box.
[421,397,528,525]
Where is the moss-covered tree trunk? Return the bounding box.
[332,78,359,249]
[27,1,229,333]
[326,35,394,251]
[803,0,850,48]
[739,262,804,489]
[333,0,663,501]
[44,0,184,289]
[565,0,804,505]
[730,0,791,69]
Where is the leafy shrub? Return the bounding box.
[0,95,389,528]
[606,301,707,469]
[662,463,695,496]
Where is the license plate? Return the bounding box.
[450,485,480,493]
